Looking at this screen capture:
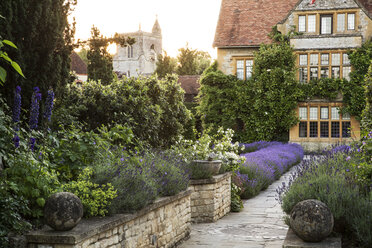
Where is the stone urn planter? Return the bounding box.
[190,160,222,179]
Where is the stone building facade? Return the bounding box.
[214,0,372,150]
[113,19,162,77]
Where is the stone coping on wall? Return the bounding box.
[26,189,192,245]
[189,171,233,185]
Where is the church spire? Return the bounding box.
[152,16,161,36]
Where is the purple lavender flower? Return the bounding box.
[29,88,42,130]
[29,137,36,151]
[12,86,22,125]
[13,134,20,148]
[43,89,54,122]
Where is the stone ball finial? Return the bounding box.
[44,192,83,231]
[290,199,334,242]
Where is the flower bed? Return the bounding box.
[277,134,372,247]
[235,143,304,199]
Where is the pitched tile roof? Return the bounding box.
[213,0,299,47]
[358,0,372,17]
[178,75,200,95]
[70,52,87,75]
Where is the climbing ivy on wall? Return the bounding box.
[197,38,371,142]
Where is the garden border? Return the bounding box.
[26,189,192,247]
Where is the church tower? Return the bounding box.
[113,18,162,77]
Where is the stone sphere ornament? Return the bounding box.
[290,199,334,242]
[44,192,83,231]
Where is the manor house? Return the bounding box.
[113,18,162,77]
[214,0,372,150]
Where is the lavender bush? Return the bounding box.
[93,149,189,213]
[235,143,304,199]
[240,141,283,153]
[277,145,372,247]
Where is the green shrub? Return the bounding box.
[57,168,117,217]
[56,75,191,148]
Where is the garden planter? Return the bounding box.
[190,160,222,179]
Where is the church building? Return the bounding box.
[113,18,162,77]
[214,0,372,150]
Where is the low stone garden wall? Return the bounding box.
[26,189,192,248]
[189,172,232,223]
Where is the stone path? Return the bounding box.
[179,165,297,248]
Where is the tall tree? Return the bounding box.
[86,26,113,85]
[85,26,134,84]
[154,51,177,78]
[177,45,211,75]
[0,0,77,107]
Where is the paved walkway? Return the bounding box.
[179,166,297,248]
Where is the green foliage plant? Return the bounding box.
[58,75,190,148]
[0,38,25,85]
[57,167,117,218]
[361,64,372,130]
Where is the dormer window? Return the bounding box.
[320,15,333,34]
[298,15,316,33]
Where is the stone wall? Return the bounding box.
[189,172,232,223]
[26,190,192,248]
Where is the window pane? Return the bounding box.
[331,122,340,138]
[321,67,329,78]
[299,54,308,65]
[310,67,318,80]
[310,54,318,65]
[342,122,351,137]
[332,53,340,65]
[321,107,329,119]
[321,54,329,65]
[321,16,332,34]
[299,122,307,137]
[310,122,318,137]
[343,54,350,65]
[332,67,340,78]
[347,13,355,30]
[337,14,345,32]
[342,112,351,120]
[320,122,329,138]
[299,107,307,120]
[237,60,244,69]
[310,107,318,120]
[299,68,308,83]
[308,15,316,32]
[299,16,306,32]
[343,66,351,80]
[246,60,253,79]
[331,107,340,120]
[237,69,244,80]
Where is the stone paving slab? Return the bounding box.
[179,166,298,248]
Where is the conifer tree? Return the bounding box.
[0,0,77,107]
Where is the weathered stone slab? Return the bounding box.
[283,228,341,248]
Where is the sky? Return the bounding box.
[71,0,222,59]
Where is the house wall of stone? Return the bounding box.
[216,47,258,75]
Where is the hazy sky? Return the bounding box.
[71,0,222,58]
